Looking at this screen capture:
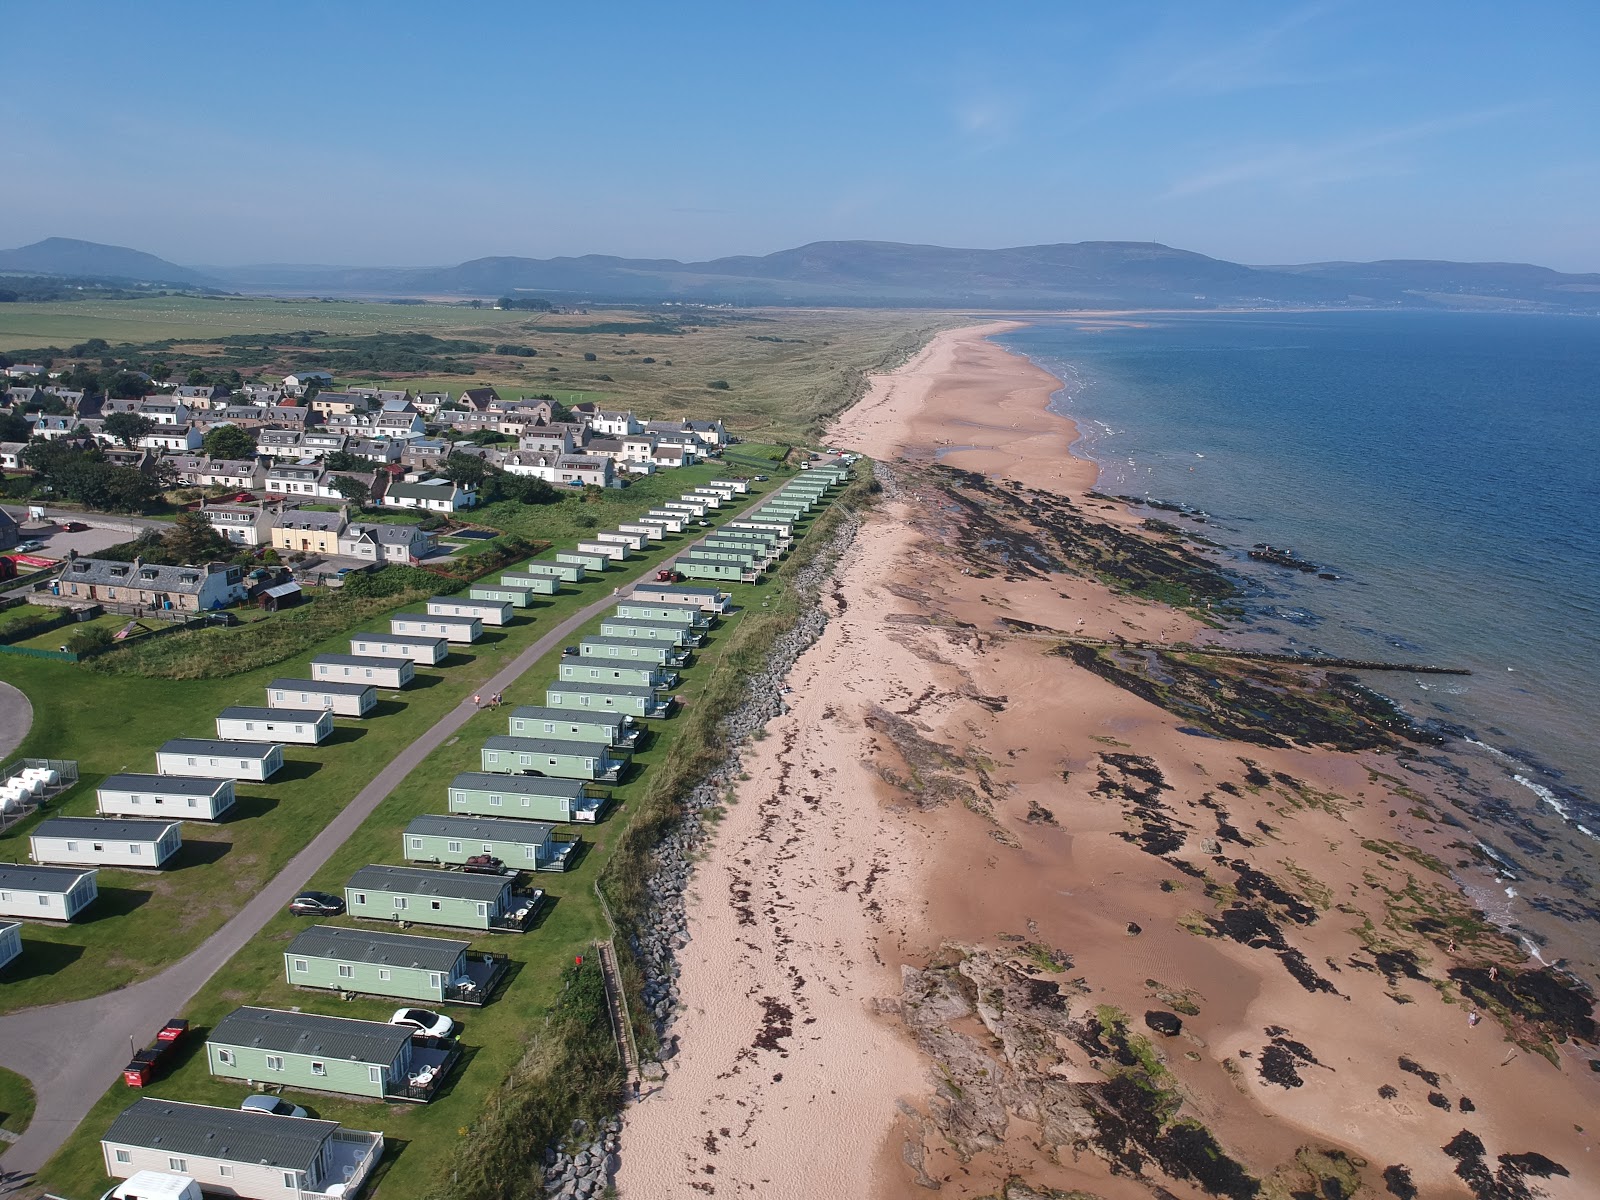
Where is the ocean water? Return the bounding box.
[998,311,1600,823]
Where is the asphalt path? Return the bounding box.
[0,683,32,763]
[0,498,764,1189]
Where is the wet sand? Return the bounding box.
[620,324,1599,1200]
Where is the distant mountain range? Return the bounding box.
[4,235,1598,312]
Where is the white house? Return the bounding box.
[267,678,378,718]
[349,633,448,665]
[426,596,512,627]
[200,503,277,547]
[216,706,334,745]
[337,522,436,565]
[390,613,481,644]
[156,739,284,782]
[283,370,335,394]
[383,477,477,512]
[97,773,237,821]
[0,864,98,922]
[265,461,328,497]
[137,425,204,453]
[30,817,182,870]
[57,558,247,613]
[585,408,643,437]
[310,653,415,690]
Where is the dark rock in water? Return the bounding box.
[1144,1010,1183,1036]
[1427,1091,1452,1110]
[1126,922,1143,937]
[1589,1058,1600,1072]
[1460,1096,1476,1112]
[1382,1164,1418,1199]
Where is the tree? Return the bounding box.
[583,352,597,362]
[103,411,156,448]
[440,451,487,487]
[164,512,230,563]
[0,411,30,442]
[106,372,149,399]
[202,424,257,460]
[185,367,211,386]
[332,474,374,507]
[323,450,367,472]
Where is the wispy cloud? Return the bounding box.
[950,90,1027,150]
[1162,103,1532,199]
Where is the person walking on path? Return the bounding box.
[472,693,482,708]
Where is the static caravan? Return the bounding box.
[512,560,584,583]
[710,477,750,494]
[577,539,629,561]
[544,681,671,718]
[205,1006,430,1102]
[0,864,97,921]
[708,529,780,550]
[30,817,181,870]
[597,529,648,551]
[579,636,688,668]
[97,773,236,821]
[729,519,794,540]
[499,571,561,595]
[618,522,665,541]
[156,738,283,782]
[469,584,536,609]
[599,617,700,647]
[404,814,568,872]
[284,924,498,1006]
[675,556,754,583]
[558,658,675,690]
[683,491,722,510]
[694,546,761,566]
[664,499,707,517]
[349,632,449,665]
[312,653,415,690]
[0,921,19,971]
[631,581,732,613]
[558,550,609,573]
[448,771,607,823]
[508,705,639,750]
[216,706,333,745]
[614,600,711,629]
[692,486,732,503]
[100,1099,384,1200]
[345,864,541,933]
[643,510,686,532]
[480,736,624,783]
[267,677,378,717]
[428,595,512,627]
[390,613,481,644]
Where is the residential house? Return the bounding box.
[375,410,426,439]
[42,386,87,409]
[263,403,313,430]
[265,461,329,498]
[156,738,284,782]
[347,387,413,406]
[503,451,613,488]
[28,413,86,441]
[383,476,476,512]
[337,521,436,565]
[100,447,157,474]
[216,707,334,745]
[400,437,450,469]
[100,1098,384,1200]
[206,1006,447,1102]
[302,429,349,457]
[413,391,450,415]
[344,864,541,933]
[283,369,335,393]
[172,383,233,409]
[310,391,370,419]
[200,457,266,490]
[136,425,204,453]
[3,364,45,379]
[284,924,501,1006]
[199,503,276,547]
[96,773,236,821]
[0,864,98,921]
[272,508,346,555]
[56,557,247,612]
[100,395,190,426]
[258,429,309,460]
[0,443,25,473]
[404,814,569,873]
[346,437,402,464]
[517,425,578,456]
[457,387,500,411]
[585,408,642,437]
[267,678,378,718]
[446,771,607,823]
[29,817,182,870]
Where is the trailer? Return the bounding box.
[498,571,562,594]
[577,539,629,561]
[216,706,333,745]
[469,584,538,609]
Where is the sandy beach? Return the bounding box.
[619,323,1600,1200]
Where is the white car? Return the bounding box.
[390,1007,454,1038]
[16,539,44,553]
[240,1094,308,1118]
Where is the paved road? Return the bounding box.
[0,683,32,763]
[0,497,764,1190]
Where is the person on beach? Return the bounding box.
[1468,1010,1481,1027]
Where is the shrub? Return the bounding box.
[65,625,115,655]
[707,379,730,390]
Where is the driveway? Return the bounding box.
[0,486,781,1189]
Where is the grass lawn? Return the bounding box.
[0,470,795,1020]
[33,479,839,1200]
[0,1066,36,1141]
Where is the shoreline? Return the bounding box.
[618,322,1599,1200]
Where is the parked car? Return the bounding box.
[59,521,89,532]
[288,890,345,917]
[390,1008,454,1038]
[227,492,254,503]
[203,611,240,627]
[99,1172,204,1200]
[241,1094,309,1119]
[563,646,579,656]
[461,854,504,874]
[16,540,44,553]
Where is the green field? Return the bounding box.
[0,1066,35,1139]
[33,478,851,1200]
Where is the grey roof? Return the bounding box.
[450,772,588,799]
[270,677,377,696]
[103,1098,339,1171]
[483,735,612,757]
[346,521,428,546]
[510,705,625,729]
[429,595,504,609]
[220,706,328,723]
[406,814,554,844]
[0,863,95,892]
[632,583,726,598]
[582,635,681,652]
[313,653,411,670]
[210,1005,412,1064]
[545,681,660,699]
[262,582,302,600]
[31,817,179,842]
[386,479,464,501]
[276,509,344,532]
[347,864,512,901]
[351,633,446,648]
[158,738,278,759]
[100,773,230,797]
[286,924,469,973]
[59,557,218,595]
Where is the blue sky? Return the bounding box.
[4,1,1597,269]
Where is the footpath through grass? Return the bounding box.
[34,469,855,1200]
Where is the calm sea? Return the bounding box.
[998,310,1600,833]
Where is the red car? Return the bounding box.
[123,1018,189,1087]
[59,520,89,532]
